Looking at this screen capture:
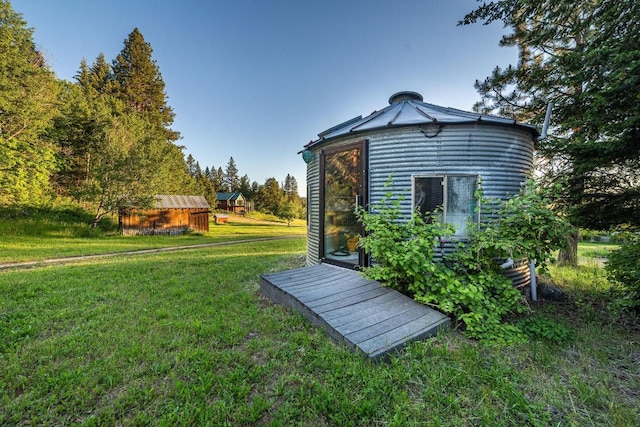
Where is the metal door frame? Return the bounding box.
[319,140,368,269]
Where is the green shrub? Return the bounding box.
[356,179,573,342]
[606,236,640,312]
[461,180,574,275]
[355,189,455,296]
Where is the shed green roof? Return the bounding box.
[216,192,244,202]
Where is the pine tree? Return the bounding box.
[111,28,177,139]
[186,154,198,177]
[224,156,240,192]
[200,176,217,208]
[239,174,253,198]
[462,0,639,227]
[75,59,92,94]
[461,0,640,261]
[110,28,195,196]
[89,53,115,96]
[215,167,227,192]
[283,174,299,201]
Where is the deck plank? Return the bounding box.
[308,286,391,311]
[260,264,450,360]
[358,313,451,359]
[334,298,422,335]
[319,290,404,322]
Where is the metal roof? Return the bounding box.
[306,91,539,148]
[154,195,210,209]
[216,192,244,202]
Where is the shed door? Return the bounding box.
[320,140,367,268]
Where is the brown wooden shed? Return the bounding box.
[119,195,210,235]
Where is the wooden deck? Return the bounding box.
[260,264,450,360]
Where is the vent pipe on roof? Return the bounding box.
[536,101,554,141]
[389,91,423,104]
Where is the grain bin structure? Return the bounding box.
[301,91,540,286]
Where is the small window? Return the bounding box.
[413,175,478,236]
[414,176,444,217]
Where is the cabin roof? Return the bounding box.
[216,192,244,202]
[155,195,210,209]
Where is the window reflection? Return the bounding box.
[414,175,477,236]
[323,148,361,263]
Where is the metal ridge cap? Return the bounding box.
[387,102,404,125]
[350,103,398,132]
[412,103,437,122]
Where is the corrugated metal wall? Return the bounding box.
[306,150,320,265]
[307,122,535,284]
[367,124,533,216]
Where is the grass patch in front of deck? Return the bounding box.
[1,238,638,426]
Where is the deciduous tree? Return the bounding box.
[0,1,59,205]
[255,177,285,215]
[53,30,197,226]
[67,96,158,228]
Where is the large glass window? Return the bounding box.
[320,141,367,267]
[413,175,478,236]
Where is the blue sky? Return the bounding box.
[13,0,517,195]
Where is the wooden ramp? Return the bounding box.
[260,264,450,360]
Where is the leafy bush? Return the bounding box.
[354,189,455,296]
[517,315,573,344]
[356,179,573,342]
[606,235,640,312]
[460,180,574,275]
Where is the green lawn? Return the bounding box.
[1,235,639,425]
[577,241,620,262]
[0,214,306,263]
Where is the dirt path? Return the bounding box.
[0,236,303,271]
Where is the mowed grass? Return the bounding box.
[0,213,306,263]
[2,238,639,426]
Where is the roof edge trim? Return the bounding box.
[318,115,362,138]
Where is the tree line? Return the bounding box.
[4,0,638,236]
[186,154,306,221]
[0,1,303,227]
